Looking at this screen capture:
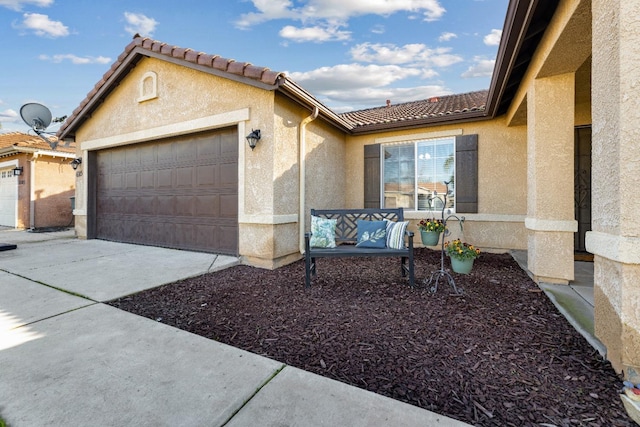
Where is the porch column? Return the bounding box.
[590,0,640,380]
[525,73,576,284]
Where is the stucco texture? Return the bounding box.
[590,0,640,379]
[344,117,527,251]
[76,57,272,143]
[13,154,75,229]
[32,157,75,228]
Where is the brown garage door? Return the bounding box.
[95,128,238,255]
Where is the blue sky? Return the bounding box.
[0,0,507,134]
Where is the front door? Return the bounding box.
[574,126,591,255]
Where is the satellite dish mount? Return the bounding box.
[20,103,58,150]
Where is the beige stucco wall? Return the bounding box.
[345,117,528,251]
[9,153,74,229]
[589,0,640,380]
[32,156,75,228]
[242,95,347,268]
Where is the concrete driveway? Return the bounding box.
[0,229,470,426]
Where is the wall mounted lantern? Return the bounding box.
[70,158,82,170]
[246,129,261,151]
[12,166,23,176]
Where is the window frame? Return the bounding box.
[380,136,457,213]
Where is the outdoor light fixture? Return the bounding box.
[70,158,82,170]
[246,129,261,150]
[12,166,23,176]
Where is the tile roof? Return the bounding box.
[58,34,286,138]
[338,90,488,131]
[58,34,490,138]
[0,132,75,154]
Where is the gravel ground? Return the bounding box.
[109,249,632,426]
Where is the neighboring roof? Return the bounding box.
[59,1,558,140]
[339,91,488,133]
[0,132,75,157]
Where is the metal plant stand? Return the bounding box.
[423,181,465,295]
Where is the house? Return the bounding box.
[0,132,76,229]
[57,0,639,384]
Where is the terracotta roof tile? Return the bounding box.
[184,50,199,63]
[58,35,287,138]
[0,132,75,153]
[57,35,488,138]
[339,90,488,129]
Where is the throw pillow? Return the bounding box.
[309,215,337,248]
[385,220,409,249]
[355,220,387,248]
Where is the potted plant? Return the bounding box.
[445,239,481,274]
[418,218,446,246]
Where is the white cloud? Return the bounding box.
[39,54,112,65]
[438,32,457,42]
[0,0,52,11]
[279,24,351,42]
[0,109,18,119]
[315,83,451,110]
[21,13,68,37]
[371,24,385,34]
[483,28,502,46]
[461,57,495,78]
[288,63,422,92]
[350,42,462,68]
[124,12,158,37]
[236,0,445,29]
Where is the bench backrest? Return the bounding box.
[310,208,404,244]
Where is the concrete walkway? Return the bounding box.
[511,250,605,356]
[0,229,469,426]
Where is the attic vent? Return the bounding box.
[138,71,158,103]
[428,97,439,103]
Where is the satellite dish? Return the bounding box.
[19,102,58,150]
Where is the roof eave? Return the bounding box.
[486,0,535,118]
[58,43,286,141]
[57,50,142,140]
[348,110,490,135]
[277,78,354,132]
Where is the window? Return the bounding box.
[382,137,456,211]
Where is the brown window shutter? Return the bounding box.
[455,134,478,213]
[364,144,381,208]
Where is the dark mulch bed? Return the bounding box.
[108,249,632,426]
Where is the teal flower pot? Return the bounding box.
[420,230,441,246]
[450,256,474,275]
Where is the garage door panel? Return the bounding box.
[176,196,195,216]
[220,194,238,218]
[195,195,218,217]
[196,165,216,186]
[96,128,238,255]
[141,170,155,189]
[176,167,194,187]
[157,196,176,216]
[220,163,237,186]
[125,148,140,166]
[157,169,173,188]
[125,172,138,189]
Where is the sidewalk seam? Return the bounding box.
[8,302,98,330]
[220,364,286,426]
[0,269,95,301]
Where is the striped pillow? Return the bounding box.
[385,220,409,249]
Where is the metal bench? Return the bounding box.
[304,208,415,288]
